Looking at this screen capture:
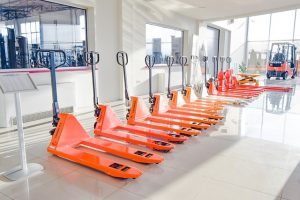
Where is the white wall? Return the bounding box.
[122,0,199,96]
[0,0,201,127]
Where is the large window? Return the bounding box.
[294,9,300,40]
[146,24,183,65]
[212,8,300,74]
[0,0,87,69]
[270,10,295,41]
[248,14,270,41]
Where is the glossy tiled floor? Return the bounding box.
[1,78,300,200]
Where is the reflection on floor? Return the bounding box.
[1,78,300,200]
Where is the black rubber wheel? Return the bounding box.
[49,128,56,136]
[94,122,97,129]
[266,72,271,79]
[172,141,184,144]
[156,150,170,153]
[180,133,192,137]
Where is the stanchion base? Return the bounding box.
[2,163,43,181]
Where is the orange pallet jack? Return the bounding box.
[150,56,225,121]
[143,55,219,127]
[83,52,179,151]
[157,55,224,120]
[205,56,258,99]
[116,52,204,137]
[169,56,225,112]
[41,50,162,179]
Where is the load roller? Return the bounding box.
[116,52,204,136]
[83,52,179,151]
[41,50,162,179]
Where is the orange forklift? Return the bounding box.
[42,49,163,179]
[267,42,297,80]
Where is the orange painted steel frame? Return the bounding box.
[152,93,220,126]
[48,114,142,179]
[94,104,185,147]
[208,80,256,99]
[128,96,201,136]
[170,90,225,112]
[183,87,231,106]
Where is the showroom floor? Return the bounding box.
[1,79,300,200]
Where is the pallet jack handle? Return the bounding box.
[220,57,225,71]
[166,56,175,99]
[179,56,188,95]
[145,55,156,113]
[202,56,209,88]
[212,56,218,79]
[145,55,155,102]
[85,51,100,116]
[36,49,66,131]
[226,57,232,69]
[116,51,130,107]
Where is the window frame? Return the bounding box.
[146,22,185,66]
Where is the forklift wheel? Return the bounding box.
[282,72,288,80]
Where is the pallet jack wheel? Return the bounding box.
[181,133,192,137]
[172,141,184,144]
[49,128,56,136]
[154,149,170,153]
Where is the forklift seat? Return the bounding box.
[273,53,285,63]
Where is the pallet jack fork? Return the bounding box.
[145,55,222,125]
[41,50,161,179]
[84,51,176,152]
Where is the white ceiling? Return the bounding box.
[148,0,300,21]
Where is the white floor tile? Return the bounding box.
[12,170,119,200]
[104,189,148,200]
[0,193,11,200]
